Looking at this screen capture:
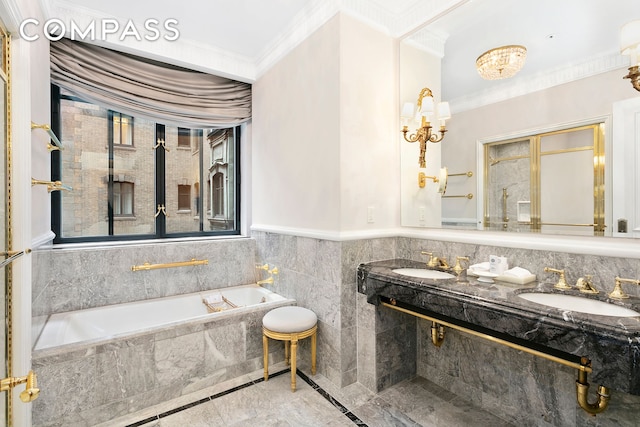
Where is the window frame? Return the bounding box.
[50,84,242,244]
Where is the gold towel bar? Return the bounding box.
[448,171,473,177]
[381,299,592,373]
[442,193,473,199]
[31,121,62,151]
[131,258,208,272]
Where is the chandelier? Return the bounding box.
[621,20,640,92]
[476,45,527,80]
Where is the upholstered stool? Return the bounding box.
[262,306,317,392]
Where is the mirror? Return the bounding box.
[399,0,640,237]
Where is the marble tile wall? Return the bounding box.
[32,303,287,427]
[252,231,397,389]
[32,238,258,318]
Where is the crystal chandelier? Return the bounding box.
[476,45,527,80]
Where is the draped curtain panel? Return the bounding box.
[50,38,252,128]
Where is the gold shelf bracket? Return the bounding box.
[31,178,72,193]
[31,121,62,151]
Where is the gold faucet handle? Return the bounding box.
[421,251,439,268]
[608,277,640,299]
[543,267,572,290]
[452,257,469,275]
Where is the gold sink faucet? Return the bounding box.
[421,251,440,268]
[543,267,572,290]
[452,256,469,276]
[575,275,599,294]
[608,277,640,299]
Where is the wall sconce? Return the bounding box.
[401,88,450,168]
[621,20,640,91]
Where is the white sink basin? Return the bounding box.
[392,268,455,280]
[518,292,640,317]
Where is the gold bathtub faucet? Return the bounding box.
[256,264,279,286]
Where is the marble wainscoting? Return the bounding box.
[31,300,291,427]
[31,238,258,343]
[252,230,397,389]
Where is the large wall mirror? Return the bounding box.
[400,0,640,239]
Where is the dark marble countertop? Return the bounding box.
[357,259,640,395]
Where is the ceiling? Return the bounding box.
[409,0,640,108]
[41,0,640,100]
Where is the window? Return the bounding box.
[51,85,240,243]
[178,127,190,148]
[113,112,133,146]
[178,184,191,211]
[113,182,134,216]
[212,173,224,217]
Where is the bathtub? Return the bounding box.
[33,284,290,351]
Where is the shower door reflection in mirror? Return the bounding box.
[483,123,605,236]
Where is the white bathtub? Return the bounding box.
[34,284,289,351]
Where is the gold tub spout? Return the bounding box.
[576,357,610,415]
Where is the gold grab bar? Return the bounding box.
[381,299,591,373]
[489,154,528,165]
[131,258,208,272]
[31,178,72,193]
[442,193,473,199]
[31,121,62,151]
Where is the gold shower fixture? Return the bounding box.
[401,88,450,168]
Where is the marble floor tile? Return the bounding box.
[104,364,513,427]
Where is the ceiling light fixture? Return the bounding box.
[476,45,527,80]
[621,20,640,92]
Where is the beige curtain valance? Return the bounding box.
[50,38,251,128]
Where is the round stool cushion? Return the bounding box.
[263,306,317,333]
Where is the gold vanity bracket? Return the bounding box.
[381,298,610,415]
[131,258,208,272]
[31,178,72,193]
[0,370,40,403]
[31,121,62,151]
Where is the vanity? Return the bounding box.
[357,259,640,398]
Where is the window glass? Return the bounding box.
[53,86,240,242]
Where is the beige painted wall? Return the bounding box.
[253,13,399,236]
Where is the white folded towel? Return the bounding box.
[502,267,533,278]
[469,262,491,272]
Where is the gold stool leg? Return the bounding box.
[290,338,298,392]
[263,333,269,381]
[311,329,317,375]
[285,340,290,366]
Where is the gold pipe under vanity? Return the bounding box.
[380,297,611,415]
[131,258,208,272]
